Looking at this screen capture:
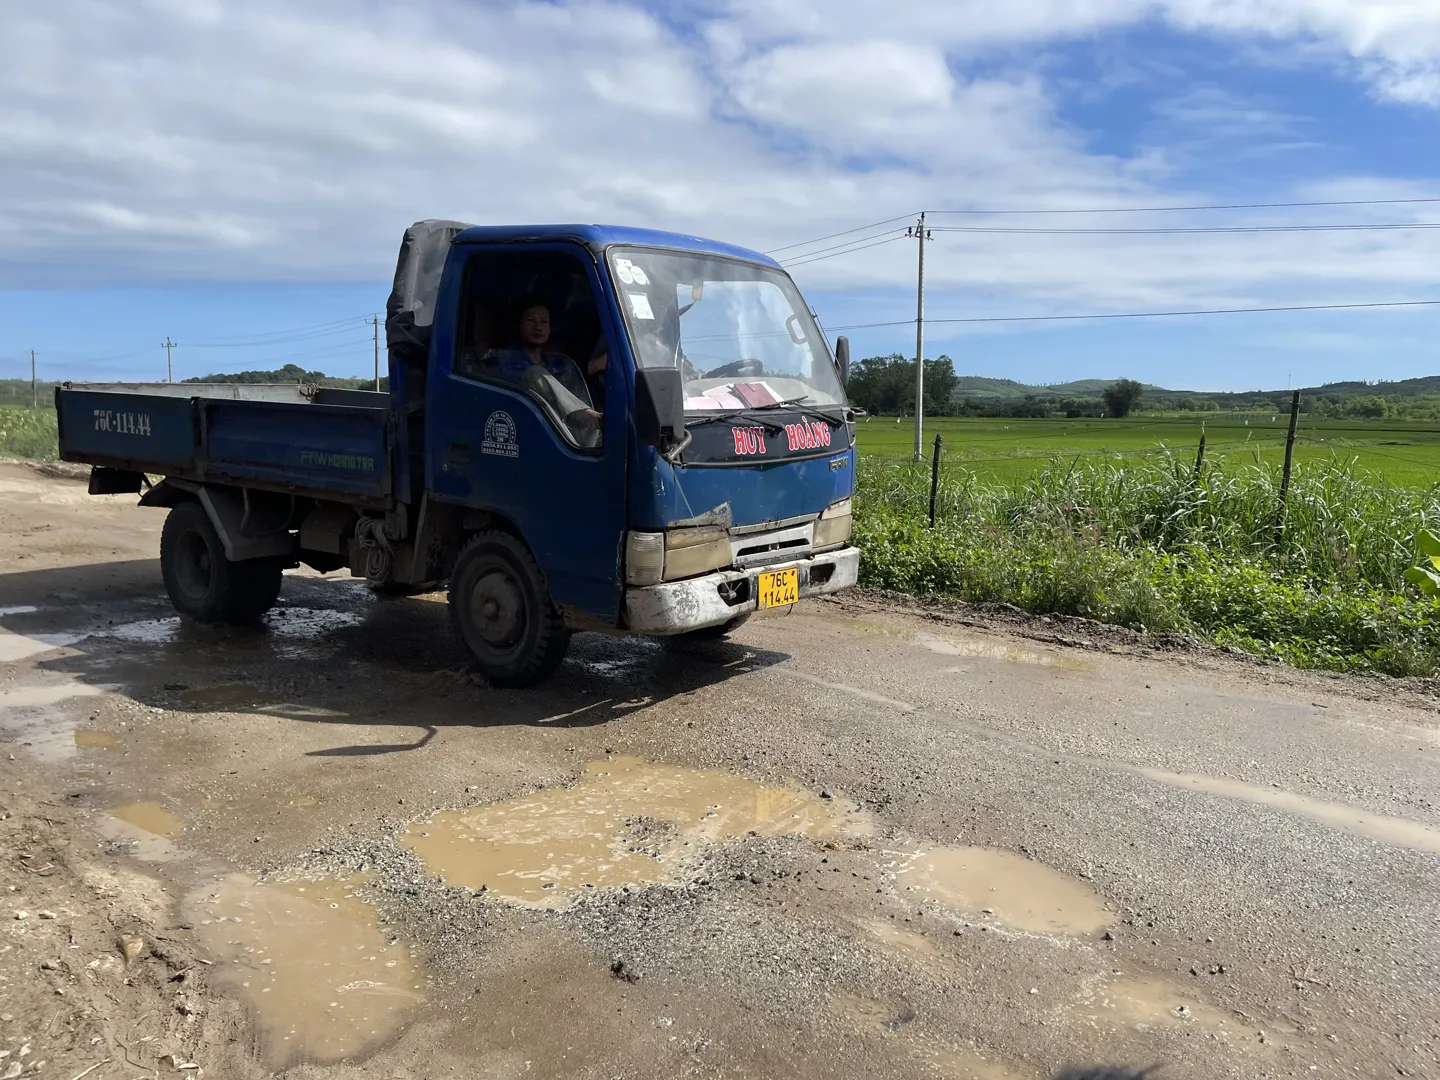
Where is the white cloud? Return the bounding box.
[0,0,1436,331]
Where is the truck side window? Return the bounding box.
[454,251,606,451]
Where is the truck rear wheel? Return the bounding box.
[448,531,570,687]
[160,501,284,624]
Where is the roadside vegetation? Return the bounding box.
[855,454,1440,677]
[0,405,58,460]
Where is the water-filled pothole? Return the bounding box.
[402,755,863,906]
[191,875,422,1065]
[896,847,1111,935]
[1141,769,1440,854]
[842,620,1091,671]
[1084,974,1231,1031]
[74,730,119,749]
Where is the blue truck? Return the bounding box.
[55,221,859,684]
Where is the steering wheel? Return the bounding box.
[703,358,764,379]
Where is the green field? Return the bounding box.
[857,414,1440,488]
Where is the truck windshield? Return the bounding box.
[608,248,846,413]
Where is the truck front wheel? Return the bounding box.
[448,531,570,687]
[160,501,284,624]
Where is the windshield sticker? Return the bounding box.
[627,292,655,320]
[614,258,649,286]
[481,410,519,458]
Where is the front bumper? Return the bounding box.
[623,547,860,635]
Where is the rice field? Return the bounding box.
[856,414,1440,488]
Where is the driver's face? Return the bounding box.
[519,306,550,348]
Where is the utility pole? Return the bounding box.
[370,316,381,391]
[31,350,37,408]
[907,213,932,460]
[161,338,176,383]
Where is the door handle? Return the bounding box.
[447,442,473,465]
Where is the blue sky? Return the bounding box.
[2,0,1438,391]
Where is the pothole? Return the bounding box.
[402,755,864,907]
[1141,769,1440,854]
[74,730,119,749]
[842,620,1091,671]
[895,847,1112,935]
[1083,974,1232,1032]
[96,802,184,861]
[190,875,423,1066]
[180,683,264,709]
[861,918,941,963]
[0,629,84,663]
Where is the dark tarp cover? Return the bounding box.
[385,219,473,359]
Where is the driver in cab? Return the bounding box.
[491,296,602,448]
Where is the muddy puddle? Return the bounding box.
[0,605,39,617]
[920,1046,1031,1080]
[403,755,863,906]
[104,607,363,657]
[0,628,84,663]
[0,681,109,762]
[895,847,1112,935]
[843,620,1091,671]
[1142,769,1440,854]
[191,875,423,1066]
[861,918,941,963]
[74,730,119,749]
[96,802,183,861]
[1082,974,1232,1032]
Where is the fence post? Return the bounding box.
[1192,427,1206,481]
[928,433,943,528]
[1279,390,1300,512]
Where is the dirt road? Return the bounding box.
[2,460,1437,1080]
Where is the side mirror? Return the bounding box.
[835,336,850,386]
[635,367,685,451]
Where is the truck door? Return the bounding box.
[426,244,628,624]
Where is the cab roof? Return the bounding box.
[450,224,780,269]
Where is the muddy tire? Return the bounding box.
[681,614,751,641]
[160,501,284,624]
[448,531,570,686]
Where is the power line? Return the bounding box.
[927,196,1440,215]
[781,232,911,268]
[183,314,374,348]
[764,214,918,256]
[827,298,1440,332]
[928,223,1440,235]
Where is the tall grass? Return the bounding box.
[856,453,1440,676]
[0,406,58,460]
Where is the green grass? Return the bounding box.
[857,414,1440,488]
[855,453,1440,677]
[0,406,59,460]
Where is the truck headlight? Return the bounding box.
[663,525,731,581]
[625,531,664,586]
[813,498,852,551]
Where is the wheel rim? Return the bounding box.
[467,565,528,656]
[175,528,212,601]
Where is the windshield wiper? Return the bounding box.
[742,396,846,424]
[684,410,785,435]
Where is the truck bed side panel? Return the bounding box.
[201,400,392,499]
[56,389,198,469]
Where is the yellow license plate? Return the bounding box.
[756,567,799,610]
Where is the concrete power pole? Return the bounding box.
[908,213,933,460]
[370,316,381,391]
[161,338,177,383]
[31,350,37,408]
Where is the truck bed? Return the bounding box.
[56,383,396,505]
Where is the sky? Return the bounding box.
[1,0,1438,392]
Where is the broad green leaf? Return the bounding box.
[1417,528,1440,559]
[1403,564,1440,596]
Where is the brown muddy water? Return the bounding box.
[402,755,865,906]
[895,847,1113,935]
[191,875,423,1066]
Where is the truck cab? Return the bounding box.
[56,221,859,685]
